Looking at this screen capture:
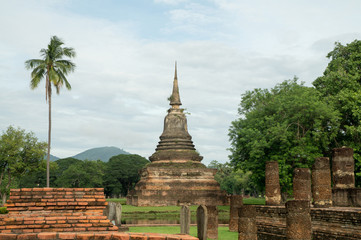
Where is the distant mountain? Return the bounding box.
[71,146,130,162]
[46,154,60,161]
[50,154,60,161]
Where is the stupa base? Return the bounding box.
[127,163,228,206]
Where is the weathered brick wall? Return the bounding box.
[0,188,118,233]
[253,205,361,239]
[0,232,199,240]
[333,188,361,207]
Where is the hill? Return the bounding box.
[45,154,60,161]
[50,154,60,161]
[71,146,130,162]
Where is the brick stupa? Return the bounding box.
[127,64,227,206]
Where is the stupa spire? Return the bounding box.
[170,61,182,108]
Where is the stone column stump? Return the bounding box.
[114,202,122,226]
[332,147,355,189]
[206,205,218,240]
[238,205,257,240]
[197,205,208,240]
[312,157,332,208]
[293,168,311,202]
[265,161,282,205]
[286,200,312,240]
[229,195,243,232]
[180,205,191,234]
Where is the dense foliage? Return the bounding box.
[0,126,47,205]
[313,40,361,186]
[17,154,149,198]
[208,160,258,196]
[104,154,149,197]
[229,79,340,194]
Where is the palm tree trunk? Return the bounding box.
[47,86,51,188]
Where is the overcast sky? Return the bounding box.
[1,0,361,165]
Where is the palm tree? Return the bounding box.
[25,36,76,187]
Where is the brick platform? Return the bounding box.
[0,232,198,240]
[1,188,117,233]
[0,188,199,240]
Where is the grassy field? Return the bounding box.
[129,226,237,240]
[243,197,266,205]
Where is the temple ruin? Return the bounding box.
[127,64,227,206]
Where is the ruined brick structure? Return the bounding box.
[1,188,199,239]
[238,205,257,240]
[286,200,312,240]
[255,205,361,239]
[293,168,311,202]
[332,147,355,189]
[0,188,117,233]
[127,64,227,206]
[229,195,243,232]
[312,157,332,208]
[265,161,281,205]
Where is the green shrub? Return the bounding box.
[0,207,8,214]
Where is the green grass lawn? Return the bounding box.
[243,197,265,205]
[129,226,237,240]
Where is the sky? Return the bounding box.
[1,0,361,165]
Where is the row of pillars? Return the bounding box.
[238,201,312,240]
[184,199,312,240]
[266,147,355,207]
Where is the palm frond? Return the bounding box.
[54,60,76,75]
[25,59,45,70]
[30,68,45,89]
[48,68,60,84]
[63,47,76,58]
[26,35,76,97]
[56,70,72,90]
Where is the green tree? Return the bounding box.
[53,157,83,185]
[208,160,256,196]
[55,160,105,188]
[229,79,340,194]
[0,126,47,205]
[18,160,58,188]
[313,40,361,186]
[25,36,76,187]
[104,154,149,197]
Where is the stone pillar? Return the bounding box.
[286,200,312,240]
[312,157,332,208]
[108,202,116,223]
[293,168,311,202]
[206,206,218,240]
[114,202,122,226]
[265,161,281,205]
[238,205,257,240]
[332,147,355,189]
[197,205,208,240]
[180,205,191,234]
[229,195,243,232]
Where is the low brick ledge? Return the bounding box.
[0,232,199,240]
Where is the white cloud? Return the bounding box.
[154,0,189,5]
[1,0,361,164]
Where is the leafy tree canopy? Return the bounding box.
[313,40,361,185]
[229,79,340,194]
[208,160,257,196]
[55,160,105,188]
[0,126,47,205]
[104,154,149,197]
